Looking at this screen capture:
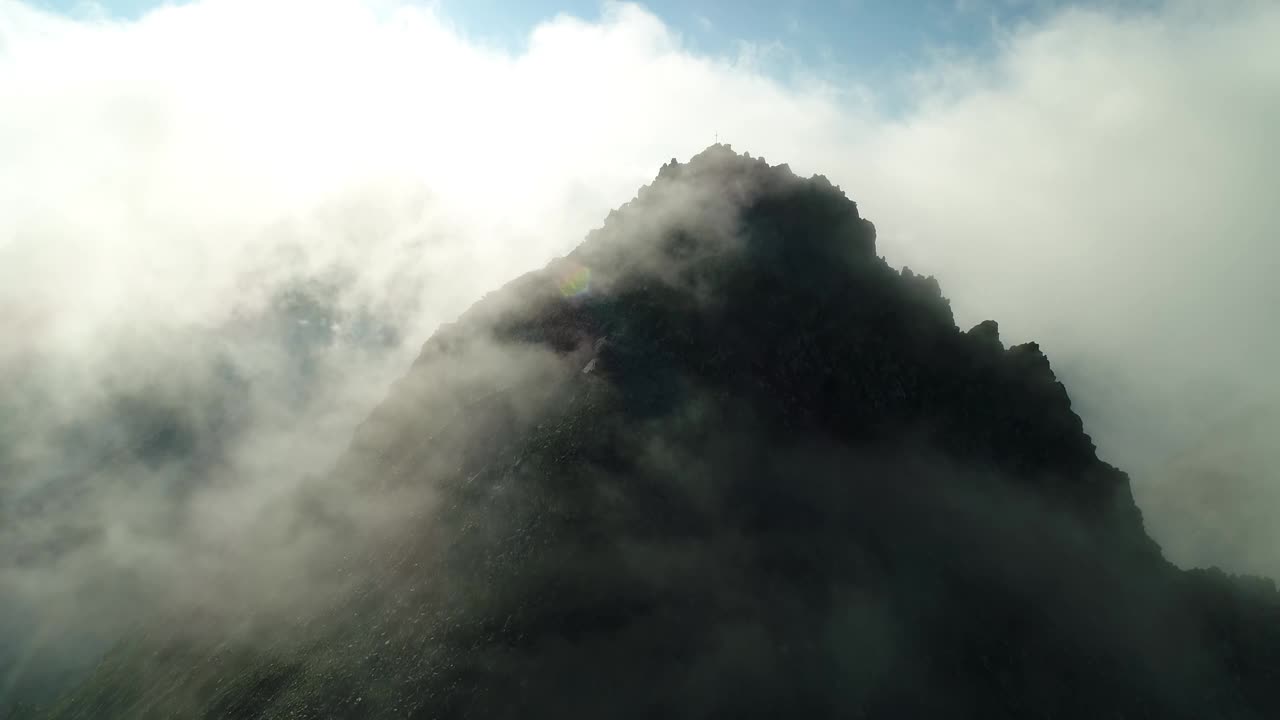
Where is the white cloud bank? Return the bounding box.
[0,0,1277,661]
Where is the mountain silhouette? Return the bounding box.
[27,145,1280,719]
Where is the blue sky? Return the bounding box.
[28,0,1163,102]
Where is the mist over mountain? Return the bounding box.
[11,146,1279,719]
[0,272,413,709]
[4,0,1278,594]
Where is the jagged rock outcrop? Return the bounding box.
[32,146,1280,720]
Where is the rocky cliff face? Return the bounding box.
[33,145,1280,719]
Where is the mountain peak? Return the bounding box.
[38,148,1280,720]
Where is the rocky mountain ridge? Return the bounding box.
[25,145,1280,719]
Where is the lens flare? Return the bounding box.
[557,262,591,299]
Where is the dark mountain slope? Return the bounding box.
[32,145,1280,719]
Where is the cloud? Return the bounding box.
[852,0,1280,576]
[0,0,1277,701]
